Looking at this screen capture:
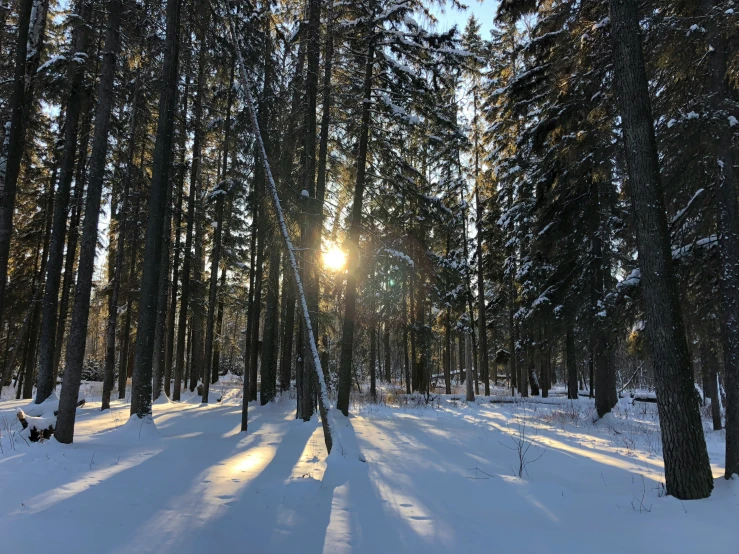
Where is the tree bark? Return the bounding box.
[609,0,713,499]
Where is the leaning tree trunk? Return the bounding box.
[229,12,334,452]
[609,0,713,499]
[54,0,126,443]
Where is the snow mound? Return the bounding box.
[16,409,56,442]
[109,415,160,441]
[153,393,172,405]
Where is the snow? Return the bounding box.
[670,188,704,224]
[729,116,738,128]
[0,384,736,554]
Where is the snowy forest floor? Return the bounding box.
[1,380,737,553]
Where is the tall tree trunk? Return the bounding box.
[403,274,410,394]
[203,61,235,388]
[152,161,175,401]
[384,319,391,383]
[591,176,616,417]
[129,0,182,418]
[473,89,489,396]
[52,124,88,388]
[102,69,137,410]
[189,186,206,393]
[609,0,713,499]
[336,36,374,416]
[35,0,94,404]
[203,186,226,403]
[212,264,227,384]
[296,0,323,421]
[54,0,125,442]
[700,0,739,480]
[118,192,140,400]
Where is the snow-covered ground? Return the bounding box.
[0,381,736,554]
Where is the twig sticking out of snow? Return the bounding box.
[226,9,336,454]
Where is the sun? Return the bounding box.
[323,245,346,271]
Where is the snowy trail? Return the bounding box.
[0,392,737,553]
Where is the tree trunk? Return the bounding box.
[203,187,226,403]
[35,0,94,404]
[474,88,489,396]
[259,246,280,405]
[566,309,578,399]
[279,264,295,392]
[337,37,374,416]
[609,0,713,499]
[54,0,126,443]
[700,0,739,480]
[152,164,174,401]
[102,70,137,410]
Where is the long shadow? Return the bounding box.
[267,415,419,554]
[2,403,308,554]
[118,410,325,553]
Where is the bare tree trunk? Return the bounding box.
[609,0,713,499]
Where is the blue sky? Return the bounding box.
[431,0,499,38]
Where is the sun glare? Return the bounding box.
[323,246,346,271]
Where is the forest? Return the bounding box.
[0,0,738,551]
